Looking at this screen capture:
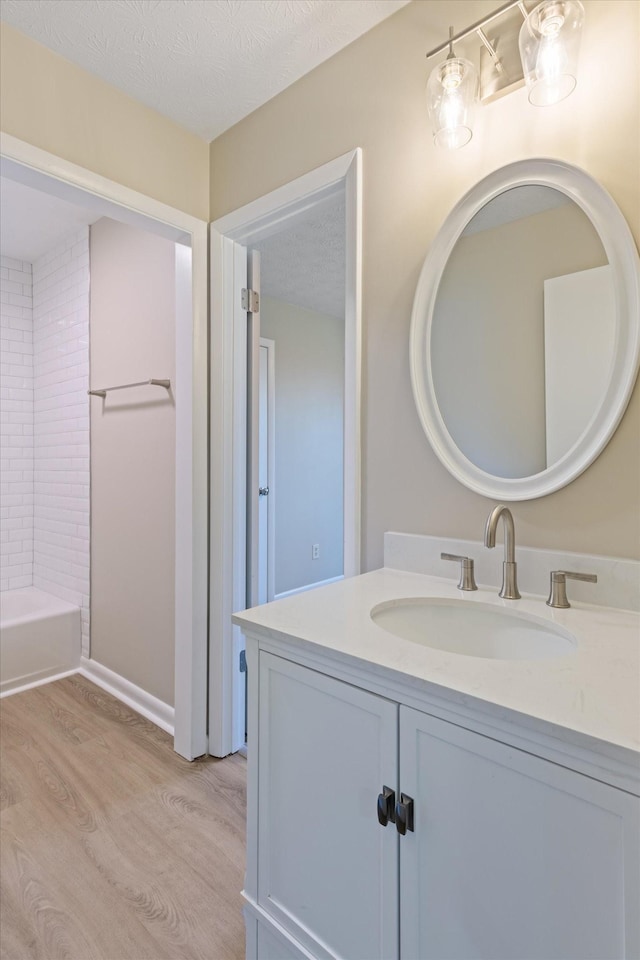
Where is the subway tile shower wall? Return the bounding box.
[0,257,34,590]
[32,228,91,656]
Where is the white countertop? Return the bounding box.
[233,568,640,763]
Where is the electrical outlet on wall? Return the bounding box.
[312,544,320,560]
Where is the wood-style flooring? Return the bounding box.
[0,675,246,960]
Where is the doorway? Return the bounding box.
[0,134,208,760]
[209,149,362,756]
[251,192,346,605]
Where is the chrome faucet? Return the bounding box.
[484,505,521,600]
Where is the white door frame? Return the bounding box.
[0,132,209,761]
[259,337,276,605]
[209,149,362,757]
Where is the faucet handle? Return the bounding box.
[547,570,597,609]
[441,553,478,592]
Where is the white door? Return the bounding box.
[246,250,261,610]
[258,338,275,604]
[257,653,399,960]
[544,264,615,465]
[399,706,639,960]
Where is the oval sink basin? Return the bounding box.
[370,597,576,660]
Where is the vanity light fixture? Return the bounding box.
[426,27,479,150]
[425,0,585,149]
[519,0,585,106]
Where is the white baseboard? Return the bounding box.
[0,667,80,699]
[275,574,344,602]
[79,656,175,735]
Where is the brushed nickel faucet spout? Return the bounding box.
[484,505,521,599]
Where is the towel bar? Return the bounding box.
[88,378,171,398]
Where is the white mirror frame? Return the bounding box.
[410,158,640,501]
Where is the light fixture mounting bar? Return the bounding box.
[477,27,503,73]
[425,0,523,59]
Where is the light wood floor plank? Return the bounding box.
[1,675,246,960]
[21,683,107,746]
[1,804,164,960]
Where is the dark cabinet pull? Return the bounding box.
[395,793,414,835]
[377,786,396,826]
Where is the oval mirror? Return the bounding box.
[410,159,640,500]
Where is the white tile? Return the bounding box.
[1,327,25,342]
[8,574,32,589]
[8,294,32,309]
[9,527,32,543]
[3,227,89,649]
[5,492,33,505]
[8,269,32,284]
[1,257,26,272]
[2,517,23,531]
[1,422,25,437]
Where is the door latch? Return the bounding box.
[259,486,269,497]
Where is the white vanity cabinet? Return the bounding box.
[244,646,640,960]
[399,707,638,960]
[254,653,399,960]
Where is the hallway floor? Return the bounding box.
[0,675,246,960]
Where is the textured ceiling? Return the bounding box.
[254,192,345,318]
[0,177,100,262]
[0,0,410,141]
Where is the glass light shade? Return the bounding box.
[426,57,479,149]
[519,0,585,106]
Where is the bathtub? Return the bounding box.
[0,587,81,696]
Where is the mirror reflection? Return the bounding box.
[430,185,614,479]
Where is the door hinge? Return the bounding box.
[241,288,260,313]
[239,649,247,673]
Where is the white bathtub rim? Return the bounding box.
[79,657,175,737]
[0,586,80,629]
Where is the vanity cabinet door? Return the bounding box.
[257,653,399,960]
[399,707,639,960]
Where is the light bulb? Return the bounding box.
[441,92,464,129]
[537,32,568,85]
[426,56,478,150]
[441,60,464,92]
[539,4,565,36]
[519,0,584,106]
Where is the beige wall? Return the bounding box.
[3,1,637,570]
[0,23,209,220]
[210,0,640,563]
[261,297,344,594]
[90,218,176,706]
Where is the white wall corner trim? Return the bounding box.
[79,657,175,735]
